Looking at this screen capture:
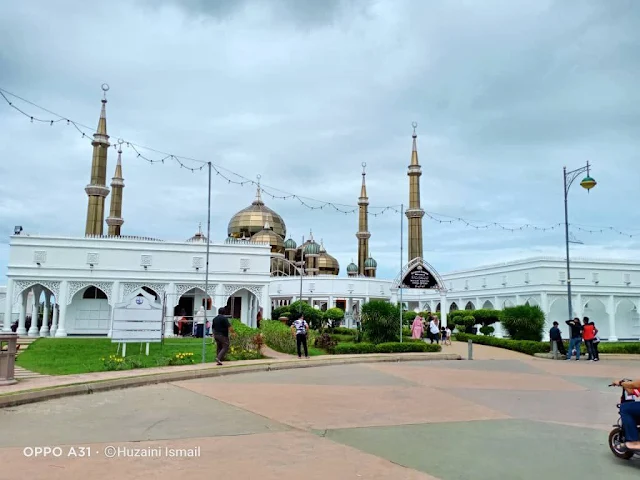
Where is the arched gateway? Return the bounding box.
[393,257,449,326]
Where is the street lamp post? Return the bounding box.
[563,162,597,320]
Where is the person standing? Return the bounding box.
[582,317,599,361]
[565,317,583,361]
[212,307,235,365]
[428,317,440,344]
[549,321,566,357]
[291,315,310,359]
[410,315,424,339]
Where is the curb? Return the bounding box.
[0,353,460,408]
[533,353,640,361]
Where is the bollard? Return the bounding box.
[468,339,473,360]
[552,341,558,360]
[0,333,18,385]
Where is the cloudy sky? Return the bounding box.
[1,0,639,280]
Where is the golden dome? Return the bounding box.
[228,186,286,239]
[317,239,340,275]
[250,221,285,254]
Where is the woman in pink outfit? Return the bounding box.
[411,315,424,339]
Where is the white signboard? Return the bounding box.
[111,290,163,352]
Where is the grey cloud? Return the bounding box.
[0,0,639,280]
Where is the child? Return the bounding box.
[444,326,452,345]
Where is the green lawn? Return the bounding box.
[16,337,262,375]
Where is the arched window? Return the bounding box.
[83,286,107,299]
[450,302,458,311]
[465,301,475,310]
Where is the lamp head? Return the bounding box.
[580,175,596,191]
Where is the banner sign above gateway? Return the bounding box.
[401,263,439,289]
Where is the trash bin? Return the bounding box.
[0,333,18,385]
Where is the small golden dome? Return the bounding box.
[250,221,285,254]
[228,186,286,239]
[317,239,340,275]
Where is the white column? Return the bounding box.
[607,294,618,341]
[261,286,271,321]
[164,283,176,338]
[28,288,40,337]
[575,293,583,319]
[55,280,69,337]
[107,281,121,338]
[2,278,15,332]
[50,304,59,337]
[40,292,51,337]
[515,294,521,305]
[17,291,27,335]
[440,292,448,327]
[328,295,334,309]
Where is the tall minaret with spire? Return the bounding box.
[84,84,111,236]
[356,162,371,275]
[106,140,125,236]
[406,122,425,262]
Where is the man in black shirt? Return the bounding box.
[549,321,566,356]
[212,307,235,365]
[565,317,583,361]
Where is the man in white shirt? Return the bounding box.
[428,317,440,344]
[291,315,310,358]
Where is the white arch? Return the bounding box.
[482,300,494,310]
[614,298,639,340]
[393,257,446,291]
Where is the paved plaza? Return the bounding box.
[1,347,640,479]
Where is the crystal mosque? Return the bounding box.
[2,91,640,342]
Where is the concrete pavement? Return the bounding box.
[1,352,639,479]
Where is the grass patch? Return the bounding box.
[17,320,264,375]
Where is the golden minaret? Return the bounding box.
[406,122,425,262]
[356,162,370,275]
[106,142,124,236]
[84,85,111,236]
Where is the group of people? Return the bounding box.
[549,316,600,361]
[410,314,451,345]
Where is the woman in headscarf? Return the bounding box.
[411,314,424,339]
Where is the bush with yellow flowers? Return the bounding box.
[168,351,195,366]
[102,354,129,371]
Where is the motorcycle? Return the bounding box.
[608,378,640,460]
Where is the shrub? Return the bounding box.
[449,309,501,326]
[479,325,495,336]
[375,342,441,353]
[229,320,263,359]
[286,301,325,330]
[261,320,316,355]
[362,300,401,344]
[168,352,195,365]
[500,305,545,341]
[324,307,345,328]
[456,333,549,356]
[331,334,355,343]
[333,343,378,354]
[332,341,441,354]
[331,327,356,336]
[314,333,338,352]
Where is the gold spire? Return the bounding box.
[356,162,371,275]
[106,139,125,236]
[84,84,111,236]
[252,174,264,205]
[410,122,419,166]
[406,122,425,262]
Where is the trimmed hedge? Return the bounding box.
[456,333,640,356]
[333,341,441,355]
[455,333,548,356]
[330,327,357,336]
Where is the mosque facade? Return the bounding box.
[1,91,640,341]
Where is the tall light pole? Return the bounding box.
[298,235,305,315]
[563,161,597,320]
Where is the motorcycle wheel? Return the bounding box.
[609,427,634,460]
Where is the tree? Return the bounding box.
[361,300,401,344]
[500,305,545,341]
[324,307,345,328]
